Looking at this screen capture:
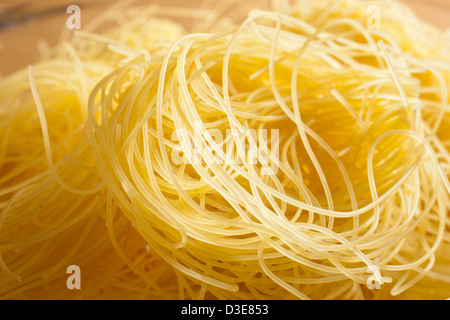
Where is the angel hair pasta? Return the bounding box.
[0,0,450,300]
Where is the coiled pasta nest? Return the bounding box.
[0,0,449,300]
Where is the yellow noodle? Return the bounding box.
[0,0,450,300]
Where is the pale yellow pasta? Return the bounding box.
[0,0,449,300]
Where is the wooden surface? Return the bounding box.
[0,0,449,76]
